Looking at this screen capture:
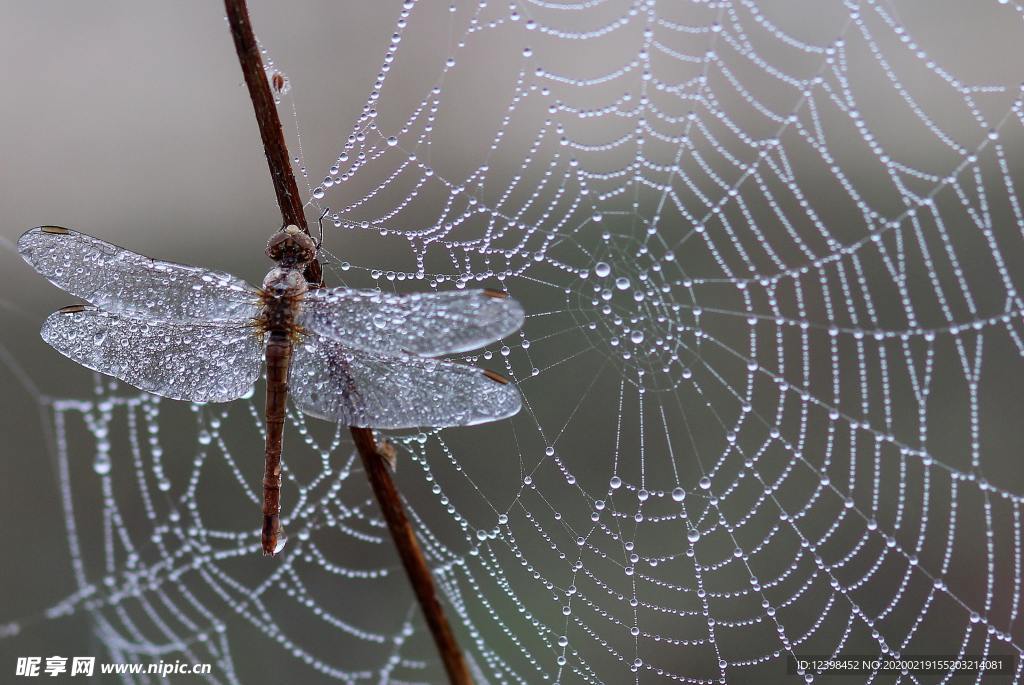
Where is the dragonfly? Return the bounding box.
[18,225,524,555]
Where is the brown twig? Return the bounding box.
[223,2,473,683]
[224,0,304,228]
[223,0,322,285]
[352,430,473,685]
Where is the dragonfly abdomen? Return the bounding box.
[259,286,303,556]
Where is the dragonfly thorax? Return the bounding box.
[262,267,307,297]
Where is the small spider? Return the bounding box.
[270,71,288,94]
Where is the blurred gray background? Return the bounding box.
[2,1,1024,683]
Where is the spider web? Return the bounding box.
[4,0,1024,682]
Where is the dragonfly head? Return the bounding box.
[266,224,316,268]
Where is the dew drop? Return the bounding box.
[594,262,611,277]
[93,456,111,475]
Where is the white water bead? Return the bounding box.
[92,455,112,475]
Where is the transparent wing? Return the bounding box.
[290,337,522,429]
[297,288,524,357]
[18,226,261,322]
[42,306,263,402]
